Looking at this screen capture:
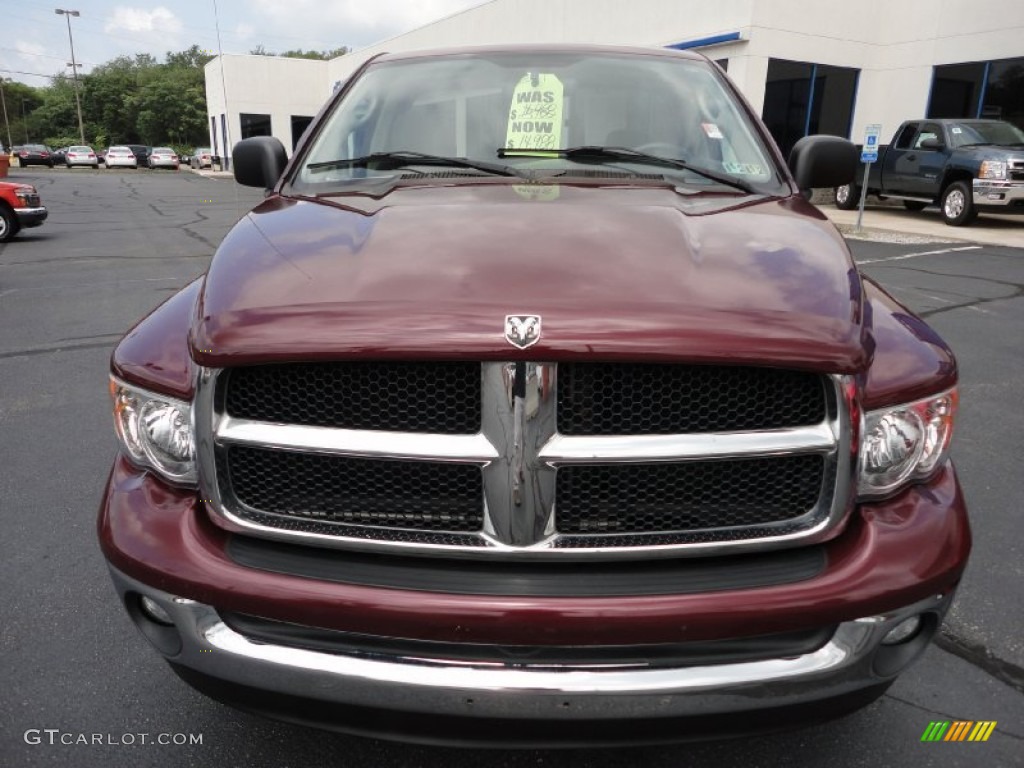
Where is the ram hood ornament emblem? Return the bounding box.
[504,315,542,349]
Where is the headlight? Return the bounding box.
[978,161,1007,180]
[858,389,957,498]
[110,378,197,486]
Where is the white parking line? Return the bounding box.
[856,245,982,265]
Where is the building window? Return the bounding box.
[807,65,858,139]
[291,115,314,151]
[928,58,1024,131]
[240,113,272,139]
[220,114,228,170]
[927,63,986,120]
[762,59,859,158]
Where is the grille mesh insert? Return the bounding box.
[556,455,825,535]
[225,445,484,532]
[225,362,481,434]
[557,364,826,435]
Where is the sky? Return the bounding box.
[1,0,491,86]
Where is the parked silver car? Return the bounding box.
[148,147,179,169]
[189,147,213,169]
[65,145,99,169]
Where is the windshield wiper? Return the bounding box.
[499,146,758,194]
[307,151,521,177]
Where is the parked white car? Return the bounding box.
[105,146,137,169]
[65,146,99,169]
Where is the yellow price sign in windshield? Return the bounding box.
[506,73,563,152]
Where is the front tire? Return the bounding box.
[940,181,977,226]
[835,184,859,210]
[0,205,18,242]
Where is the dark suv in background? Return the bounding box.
[126,145,152,168]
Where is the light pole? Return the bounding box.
[21,99,29,143]
[0,79,12,150]
[55,8,86,144]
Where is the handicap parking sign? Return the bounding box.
[861,124,882,163]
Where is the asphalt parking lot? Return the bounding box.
[1,167,1022,767]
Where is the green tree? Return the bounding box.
[135,68,207,146]
[30,73,78,145]
[166,44,215,70]
[1,78,41,145]
[278,47,349,60]
[249,45,348,60]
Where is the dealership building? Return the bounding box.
[204,0,1024,164]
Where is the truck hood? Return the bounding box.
[194,183,867,371]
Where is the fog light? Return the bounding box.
[881,616,921,646]
[139,595,174,626]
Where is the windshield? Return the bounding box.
[290,51,784,195]
[949,121,1024,147]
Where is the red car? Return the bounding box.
[99,44,970,745]
[0,181,48,241]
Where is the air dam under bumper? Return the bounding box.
[109,564,953,743]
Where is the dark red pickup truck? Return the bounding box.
[99,44,969,746]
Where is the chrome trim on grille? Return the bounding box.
[540,425,837,463]
[218,415,499,462]
[195,365,854,560]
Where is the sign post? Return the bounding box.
[855,123,882,233]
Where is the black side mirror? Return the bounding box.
[788,135,859,192]
[918,137,944,151]
[233,137,288,189]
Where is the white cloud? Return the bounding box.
[15,41,48,59]
[234,23,256,42]
[104,6,183,35]
[246,0,488,50]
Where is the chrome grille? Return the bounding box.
[225,362,481,433]
[222,446,484,532]
[1009,159,1024,182]
[556,455,825,534]
[196,363,851,559]
[557,363,825,434]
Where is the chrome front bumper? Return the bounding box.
[110,565,953,724]
[15,206,48,226]
[973,179,1024,207]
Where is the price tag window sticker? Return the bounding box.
[506,73,564,152]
